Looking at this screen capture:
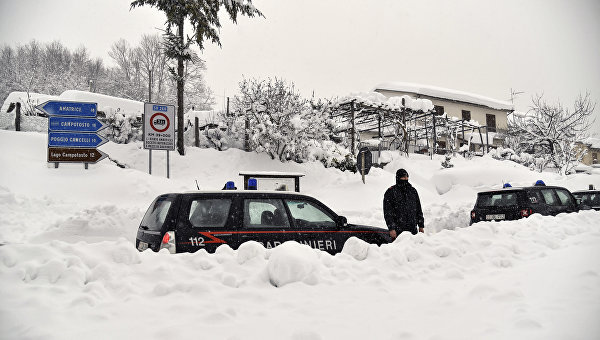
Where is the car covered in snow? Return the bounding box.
[136,190,392,255]
[470,182,580,225]
[571,189,600,211]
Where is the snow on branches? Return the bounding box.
[508,93,596,174]
[232,78,340,163]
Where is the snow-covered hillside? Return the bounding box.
[1,129,599,340]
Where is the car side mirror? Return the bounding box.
[336,216,348,228]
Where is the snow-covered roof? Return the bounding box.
[0,90,145,116]
[338,91,434,112]
[581,137,600,149]
[0,92,59,112]
[374,82,514,111]
[238,171,305,177]
[60,90,143,115]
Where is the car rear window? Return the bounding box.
[574,192,600,206]
[477,192,518,207]
[140,196,174,231]
[188,198,232,228]
[243,199,290,228]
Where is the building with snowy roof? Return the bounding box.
[575,137,600,166]
[373,82,514,151]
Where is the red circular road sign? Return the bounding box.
[150,112,170,132]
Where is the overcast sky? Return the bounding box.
[1,0,599,133]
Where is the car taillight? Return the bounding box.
[160,231,176,254]
[520,208,533,217]
[471,211,476,219]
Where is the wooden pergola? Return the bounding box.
[331,98,490,157]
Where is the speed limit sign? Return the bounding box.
[143,103,175,150]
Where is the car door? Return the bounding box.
[238,197,298,249]
[175,195,238,253]
[284,198,345,254]
[539,188,562,216]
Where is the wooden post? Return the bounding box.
[350,101,356,155]
[15,102,21,131]
[432,114,437,157]
[194,116,200,147]
[477,127,484,155]
[485,126,490,154]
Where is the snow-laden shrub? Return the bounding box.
[103,112,141,144]
[232,78,334,162]
[184,126,232,151]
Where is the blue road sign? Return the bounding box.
[49,116,106,133]
[48,132,107,148]
[37,101,97,117]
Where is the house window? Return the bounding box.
[486,114,496,132]
[462,110,471,121]
[434,105,444,116]
[593,153,598,164]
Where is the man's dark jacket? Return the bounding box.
[383,175,424,235]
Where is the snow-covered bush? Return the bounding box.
[103,112,141,144]
[232,78,334,162]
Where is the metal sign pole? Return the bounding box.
[167,150,170,179]
[149,150,152,175]
[361,151,366,184]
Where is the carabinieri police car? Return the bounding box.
[136,189,391,255]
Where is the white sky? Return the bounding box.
[1,0,599,133]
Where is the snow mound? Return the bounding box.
[267,242,320,287]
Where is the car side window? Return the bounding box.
[540,189,559,206]
[243,199,290,228]
[285,200,336,228]
[188,198,232,228]
[555,190,574,207]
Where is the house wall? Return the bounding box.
[375,89,509,132]
[575,143,600,165]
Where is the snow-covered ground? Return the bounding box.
[1,129,599,340]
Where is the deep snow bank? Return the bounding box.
[1,129,600,340]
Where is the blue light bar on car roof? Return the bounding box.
[247,178,257,190]
[503,183,512,188]
[534,180,546,186]
[224,181,236,190]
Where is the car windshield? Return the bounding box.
[477,192,518,207]
[140,196,174,231]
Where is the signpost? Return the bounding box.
[48,132,107,148]
[48,148,108,163]
[143,102,175,178]
[48,116,106,132]
[356,147,373,184]
[38,100,108,169]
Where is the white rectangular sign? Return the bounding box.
[143,103,175,150]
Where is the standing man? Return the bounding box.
[383,168,425,239]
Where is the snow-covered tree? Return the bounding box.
[130,0,263,156]
[508,93,596,174]
[232,78,333,162]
